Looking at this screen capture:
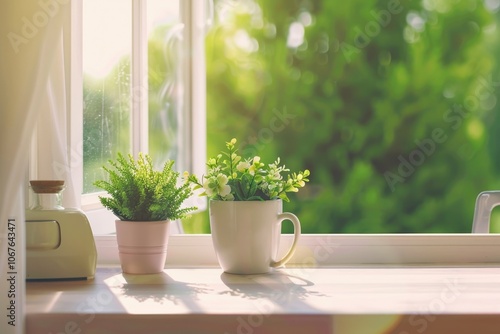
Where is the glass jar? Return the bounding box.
[29,180,65,210]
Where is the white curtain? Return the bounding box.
[33,26,78,209]
[0,1,68,333]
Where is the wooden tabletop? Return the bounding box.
[26,266,500,333]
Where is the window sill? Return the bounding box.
[97,234,500,266]
[26,265,500,333]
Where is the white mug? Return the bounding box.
[209,199,301,274]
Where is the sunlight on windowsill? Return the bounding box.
[26,265,500,334]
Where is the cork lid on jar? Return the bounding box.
[29,180,65,194]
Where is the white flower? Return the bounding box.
[216,174,231,197]
[203,174,231,198]
[203,179,214,196]
[237,161,250,172]
[248,157,262,175]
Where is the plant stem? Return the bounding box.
[228,146,235,178]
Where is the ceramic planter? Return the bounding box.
[209,199,301,275]
[115,219,170,274]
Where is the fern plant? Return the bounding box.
[94,153,197,221]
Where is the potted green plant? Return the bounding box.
[186,138,310,274]
[94,153,196,274]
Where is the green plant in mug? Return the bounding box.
[186,138,310,202]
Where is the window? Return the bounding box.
[35,0,500,266]
[82,0,133,193]
[181,0,500,234]
[74,0,500,236]
[74,0,207,234]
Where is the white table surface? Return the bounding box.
[26,266,500,334]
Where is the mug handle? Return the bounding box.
[271,212,301,268]
[472,191,500,233]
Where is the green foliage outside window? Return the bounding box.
[84,0,500,233]
[184,0,500,233]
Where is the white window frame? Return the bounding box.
[95,234,500,267]
[62,0,500,267]
[70,0,207,233]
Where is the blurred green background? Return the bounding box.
[84,0,500,234]
[184,0,500,234]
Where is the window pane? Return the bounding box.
[147,0,183,169]
[82,0,132,194]
[201,0,500,233]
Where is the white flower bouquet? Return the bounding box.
[186,138,310,201]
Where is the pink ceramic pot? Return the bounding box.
[115,220,170,274]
